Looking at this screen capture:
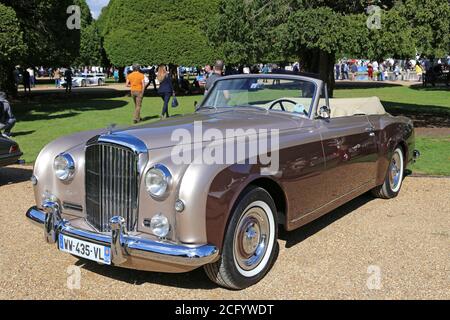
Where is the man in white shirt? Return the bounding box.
[27,67,35,88]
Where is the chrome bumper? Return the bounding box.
[26,201,219,268]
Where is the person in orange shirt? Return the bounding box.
[126,64,146,123]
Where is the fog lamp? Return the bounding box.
[150,213,170,238]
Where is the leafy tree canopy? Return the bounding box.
[98,0,221,66]
[0,0,85,67]
[209,0,449,94]
[0,3,25,65]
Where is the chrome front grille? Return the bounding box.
[85,143,138,232]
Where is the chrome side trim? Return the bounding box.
[26,203,219,268]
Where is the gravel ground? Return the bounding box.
[0,166,449,300]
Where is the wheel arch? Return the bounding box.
[206,168,287,252]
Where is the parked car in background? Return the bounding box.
[61,73,106,88]
[0,135,23,168]
[26,74,419,290]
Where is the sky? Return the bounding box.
[86,0,110,19]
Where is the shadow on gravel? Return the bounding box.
[75,260,217,289]
[0,166,32,186]
[279,193,374,249]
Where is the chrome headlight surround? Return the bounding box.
[53,153,75,181]
[145,164,172,200]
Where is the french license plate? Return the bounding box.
[58,234,111,265]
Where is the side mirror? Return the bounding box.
[318,105,331,119]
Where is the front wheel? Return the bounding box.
[204,186,278,290]
[372,147,405,199]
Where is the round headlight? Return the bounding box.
[150,214,170,238]
[54,154,75,181]
[145,165,171,198]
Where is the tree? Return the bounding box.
[209,0,449,96]
[98,0,221,67]
[0,0,83,67]
[0,0,89,93]
[74,21,104,67]
[0,3,25,91]
[399,0,450,58]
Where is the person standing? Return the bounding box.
[335,63,341,80]
[350,63,358,80]
[113,68,119,83]
[27,67,36,88]
[393,64,400,80]
[126,64,146,124]
[205,60,224,95]
[367,63,374,80]
[156,65,174,119]
[204,64,212,79]
[344,62,350,80]
[13,66,21,91]
[22,69,31,93]
[146,66,157,91]
[64,68,73,93]
[415,63,423,82]
[0,92,16,137]
[54,68,61,88]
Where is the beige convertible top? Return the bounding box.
[320,96,387,118]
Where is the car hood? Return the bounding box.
[114,109,302,150]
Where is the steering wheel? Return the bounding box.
[269,99,298,112]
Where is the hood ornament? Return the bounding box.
[106,123,117,135]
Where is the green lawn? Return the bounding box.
[12,93,200,163]
[414,137,450,175]
[10,85,450,175]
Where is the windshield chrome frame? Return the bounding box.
[198,74,323,120]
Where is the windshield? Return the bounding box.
[201,77,317,117]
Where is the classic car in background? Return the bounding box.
[61,73,106,88]
[26,74,419,289]
[0,135,23,168]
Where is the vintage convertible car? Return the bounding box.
[0,135,23,168]
[26,74,420,289]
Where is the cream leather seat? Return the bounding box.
[319,97,386,118]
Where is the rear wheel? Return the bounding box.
[98,79,104,86]
[372,147,405,199]
[204,186,278,290]
[81,80,87,87]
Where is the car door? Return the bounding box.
[278,118,327,221]
[318,115,379,199]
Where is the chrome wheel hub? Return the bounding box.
[234,207,269,271]
[389,152,402,190]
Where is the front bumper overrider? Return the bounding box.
[26,201,219,272]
